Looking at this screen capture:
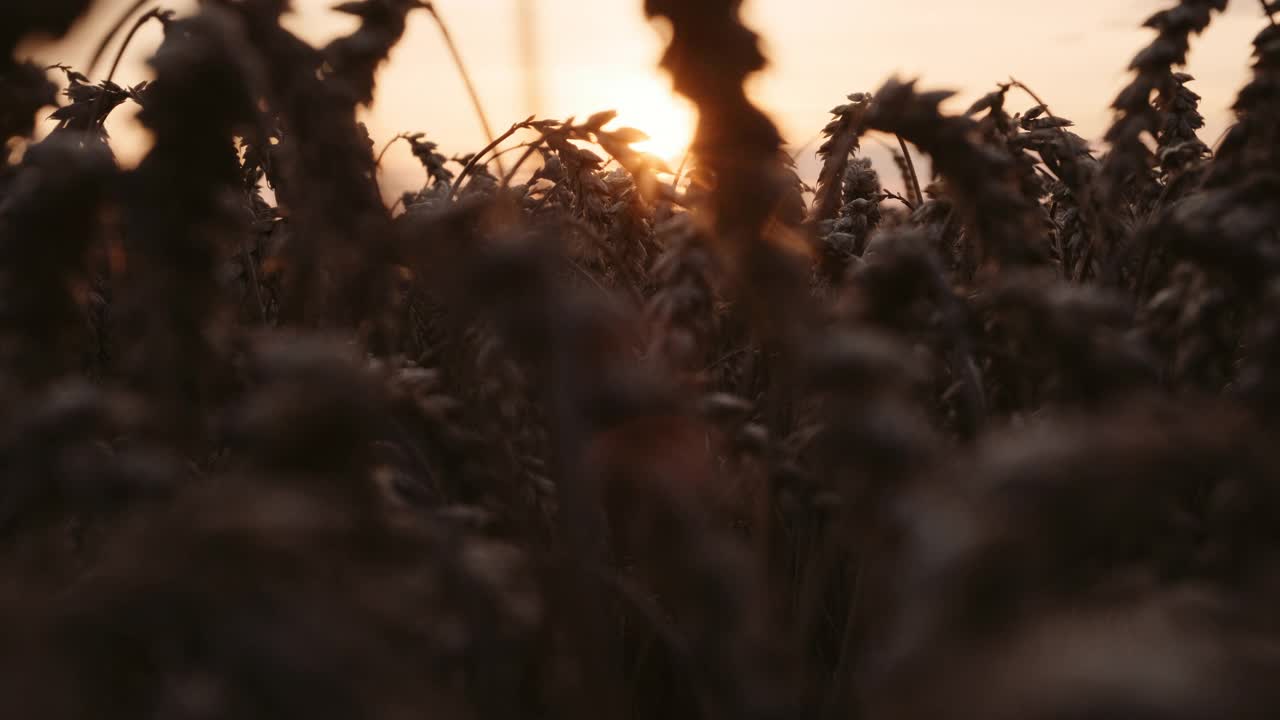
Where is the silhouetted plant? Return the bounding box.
[2,1,1280,719]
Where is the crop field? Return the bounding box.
[2,0,1280,717]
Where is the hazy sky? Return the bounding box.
[25,0,1272,195]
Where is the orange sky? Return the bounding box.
[24,0,1272,195]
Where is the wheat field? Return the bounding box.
[2,0,1280,718]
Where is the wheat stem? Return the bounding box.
[375,133,410,168]
[450,119,533,199]
[106,8,164,84]
[424,2,505,176]
[85,0,150,79]
[896,135,923,207]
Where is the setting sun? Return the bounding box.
[602,76,697,165]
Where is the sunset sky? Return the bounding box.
[26,0,1272,196]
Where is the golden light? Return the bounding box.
[604,75,697,166]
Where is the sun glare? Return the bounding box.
[605,76,697,166]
